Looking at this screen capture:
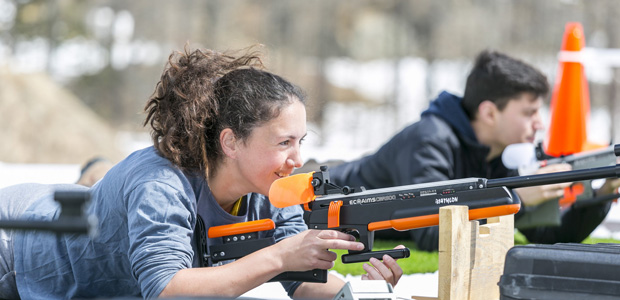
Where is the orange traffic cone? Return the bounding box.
[544,22,611,208]
[545,22,591,157]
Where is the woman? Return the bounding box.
[0,46,402,299]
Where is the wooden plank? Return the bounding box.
[412,207,514,300]
[437,206,471,300]
[468,215,514,300]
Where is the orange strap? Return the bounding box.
[368,203,521,232]
[208,219,275,238]
[327,201,343,228]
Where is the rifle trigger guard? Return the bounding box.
[327,200,343,228]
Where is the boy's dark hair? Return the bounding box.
[462,50,549,120]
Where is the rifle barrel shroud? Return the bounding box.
[487,164,620,189]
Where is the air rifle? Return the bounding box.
[503,142,617,176]
[535,143,620,208]
[269,145,620,264]
[535,143,617,169]
[503,143,619,229]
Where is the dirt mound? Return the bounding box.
[0,69,125,164]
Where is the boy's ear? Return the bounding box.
[220,128,238,159]
[477,100,499,125]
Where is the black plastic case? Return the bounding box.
[499,243,620,299]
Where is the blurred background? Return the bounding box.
[1,0,620,168]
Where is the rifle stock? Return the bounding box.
[204,219,328,283]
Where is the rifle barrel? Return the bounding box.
[487,164,620,189]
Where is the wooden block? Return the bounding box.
[433,206,514,300]
[468,215,514,300]
[438,206,471,300]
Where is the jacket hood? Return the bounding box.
[421,91,478,142]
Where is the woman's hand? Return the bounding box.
[274,229,364,272]
[361,245,405,287]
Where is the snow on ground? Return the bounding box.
[0,161,81,187]
[241,271,439,299]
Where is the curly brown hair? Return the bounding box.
[144,46,306,175]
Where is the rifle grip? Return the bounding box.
[342,248,411,264]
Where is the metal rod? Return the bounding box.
[487,164,620,189]
[0,219,89,234]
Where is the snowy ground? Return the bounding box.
[241,272,439,299]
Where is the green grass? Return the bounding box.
[329,235,620,276]
[330,239,438,276]
[581,236,620,244]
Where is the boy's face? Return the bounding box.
[494,92,544,149]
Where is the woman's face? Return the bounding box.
[234,99,307,196]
